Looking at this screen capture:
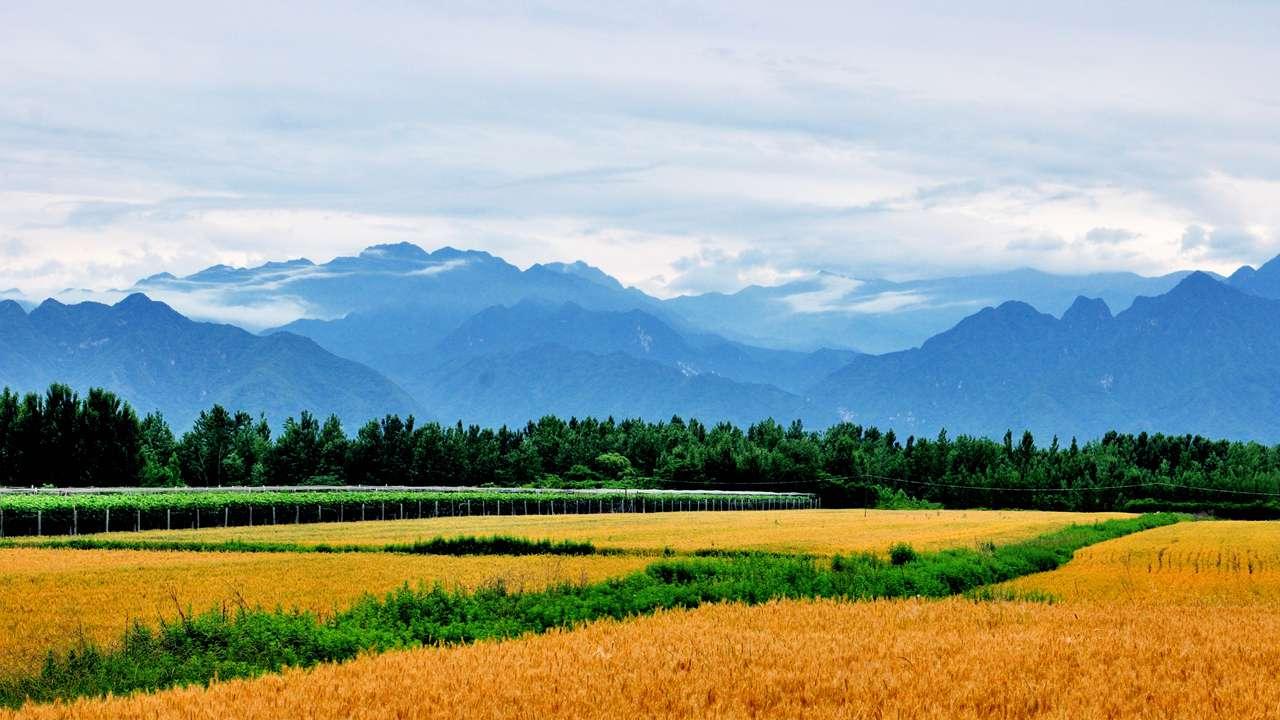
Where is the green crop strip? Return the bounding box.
[0,513,1182,709]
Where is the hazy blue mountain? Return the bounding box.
[809,272,1280,441]
[217,244,687,383]
[666,267,1195,353]
[131,241,1211,358]
[418,344,808,428]
[96,242,1280,437]
[0,289,32,312]
[526,261,626,291]
[433,301,857,395]
[0,294,418,430]
[138,243,666,333]
[1227,254,1280,299]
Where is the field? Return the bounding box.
[0,548,648,675]
[5,509,1279,718]
[1004,520,1280,605]
[68,508,1133,556]
[10,598,1280,720]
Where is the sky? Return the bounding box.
[2,1,1279,300]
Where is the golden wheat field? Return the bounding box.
[0,548,647,676]
[11,596,1280,720]
[76,509,1132,556]
[1005,520,1280,605]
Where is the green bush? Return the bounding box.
[888,542,918,565]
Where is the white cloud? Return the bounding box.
[780,275,864,313]
[0,0,1279,311]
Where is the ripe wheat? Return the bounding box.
[74,509,1132,556]
[0,548,646,675]
[1005,520,1280,604]
[10,597,1280,720]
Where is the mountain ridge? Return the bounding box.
[810,272,1280,441]
[0,294,419,430]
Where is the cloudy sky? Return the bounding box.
[2,1,1279,299]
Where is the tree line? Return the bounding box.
[3,384,1280,513]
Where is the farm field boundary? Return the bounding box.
[0,513,1182,708]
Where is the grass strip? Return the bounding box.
[0,513,1182,709]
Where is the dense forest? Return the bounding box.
[3,384,1280,514]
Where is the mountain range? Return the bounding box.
[812,272,1280,440]
[0,294,417,430]
[3,242,1280,439]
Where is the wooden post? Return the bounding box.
[167,507,171,530]
[136,508,141,531]
[248,505,253,527]
[73,506,78,536]
[272,506,277,525]
[37,509,41,536]
[195,507,200,529]
[105,507,111,533]
[361,503,366,521]
[295,505,300,524]
[223,506,228,527]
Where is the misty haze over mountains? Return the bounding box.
[3,242,1280,440]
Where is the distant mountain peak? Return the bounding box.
[113,293,185,321]
[1225,253,1280,300]
[187,264,237,281]
[1061,296,1112,326]
[530,261,625,290]
[0,299,26,321]
[261,258,314,270]
[922,300,1056,352]
[1228,265,1256,283]
[988,300,1051,321]
[1168,270,1231,299]
[359,242,431,261]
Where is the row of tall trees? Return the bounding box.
[3,384,1280,511]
